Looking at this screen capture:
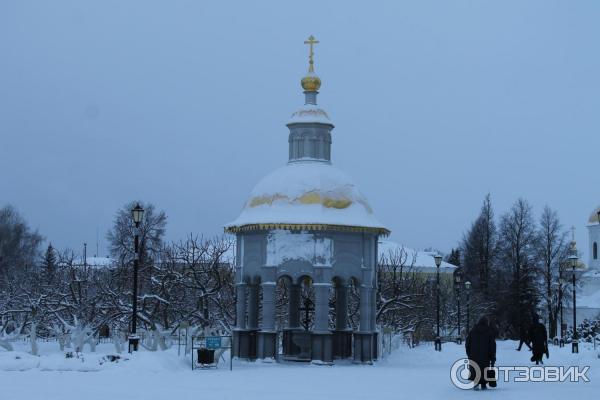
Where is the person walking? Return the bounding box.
[466,316,497,390]
[528,314,548,365]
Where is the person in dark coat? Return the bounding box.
[528,314,548,365]
[466,316,497,390]
[516,322,531,351]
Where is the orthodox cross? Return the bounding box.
[299,296,314,331]
[304,35,319,73]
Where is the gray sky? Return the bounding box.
[1,1,599,261]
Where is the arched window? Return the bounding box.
[594,242,598,260]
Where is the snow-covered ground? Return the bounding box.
[0,339,598,400]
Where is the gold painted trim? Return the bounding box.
[224,222,390,236]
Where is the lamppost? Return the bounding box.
[454,268,462,344]
[568,246,579,354]
[129,203,145,353]
[465,280,471,334]
[559,275,564,347]
[434,254,442,351]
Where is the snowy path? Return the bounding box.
[0,340,597,400]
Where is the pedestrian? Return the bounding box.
[528,314,548,365]
[516,322,531,351]
[466,316,497,390]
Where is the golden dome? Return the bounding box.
[301,73,321,92]
[301,35,321,92]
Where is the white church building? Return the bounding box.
[575,208,600,322]
[564,207,600,327]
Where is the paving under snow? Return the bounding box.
[0,339,598,400]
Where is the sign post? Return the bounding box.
[191,335,233,371]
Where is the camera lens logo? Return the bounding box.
[450,358,480,390]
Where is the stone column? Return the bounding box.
[333,283,352,359]
[247,284,259,330]
[261,282,276,331]
[258,282,277,359]
[235,283,247,329]
[354,285,375,363]
[311,282,333,363]
[359,285,372,332]
[314,283,331,332]
[288,283,301,329]
[233,283,248,358]
[335,284,348,331]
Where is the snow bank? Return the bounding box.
[0,341,597,400]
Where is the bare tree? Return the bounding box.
[0,205,43,284]
[537,206,568,338]
[497,198,540,332]
[106,201,167,268]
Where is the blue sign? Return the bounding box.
[206,336,222,350]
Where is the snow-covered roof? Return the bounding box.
[377,240,458,274]
[57,256,114,269]
[225,161,388,235]
[287,104,333,125]
[81,257,113,269]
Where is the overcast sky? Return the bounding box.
[1,1,599,261]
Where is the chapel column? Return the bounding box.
[332,282,352,359]
[258,282,277,359]
[247,283,259,330]
[313,283,331,332]
[354,284,375,363]
[359,285,372,332]
[311,281,333,363]
[233,283,248,358]
[235,283,247,329]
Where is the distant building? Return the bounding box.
[576,208,600,321]
[563,208,600,327]
[378,240,458,276]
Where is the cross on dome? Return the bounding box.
[301,35,322,92]
[304,35,319,73]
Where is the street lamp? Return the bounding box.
[434,254,443,351]
[454,268,462,344]
[465,280,471,334]
[559,275,565,347]
[129,203,145,352]
[568,248,579,354]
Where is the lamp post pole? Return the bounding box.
[434,255,442,351]
[568,243,579,354]
[453,268,462,344]
[129,203,145,353]
[465,281,471,334]
[572,263,577,353]
[456,286,461,344]
[559,275,564,347]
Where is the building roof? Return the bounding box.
[57,256,114,269]
[225,162,388,235]
[378,240,458,274]
[288,104,332,125]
